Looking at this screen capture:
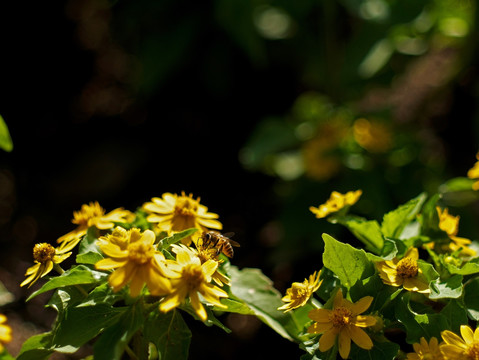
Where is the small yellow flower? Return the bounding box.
[309,190,362,219]
[407,337,444,360]
[143,192,222,246]
[376,247,430,293]
[441,325,479,360]
[467,152,479,191]
[0,314,12,353]
[20,241,76,288]
[278,271,322,312]
[436,207,476,257]
[353,118,392,153]
[57,201,132,246]
[95,228,171,297]
[159,245,228,322]
[308,289,376,359]
[187,242,230,286]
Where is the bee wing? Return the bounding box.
[228,239,241,247]
[223,232,235,238]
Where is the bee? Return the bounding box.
[199,231,240,258]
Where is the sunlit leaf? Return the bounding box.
[429,274,463,299]
[333,215,384,254]
[381,193,426,239]
[16,332,54,360]
[0,115,13,152]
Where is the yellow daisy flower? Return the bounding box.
[57,201,132,246]
[187,242,230,286]
[436,207,476,257]
[0,314,12,353]
[309,190,362,219]
[95,228,171,297]
[407,337,444,360]
[278,270,322,312]
[307,289,376,359]
[441,325,479,360]
[159,245,228,322]
[143,192,222,246]
[376,247,430,293]
[20,241,76,288]
[467,152,479,191]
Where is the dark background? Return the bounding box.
[0,1,478,359]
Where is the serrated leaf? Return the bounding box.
[93,301,145,360]
[429,274,463,299]
[51,303,126,352]
[158,228,198,250]
[27,265,107,301]
[395,293,449,343]
[229,266,300,341]
[143,309,191,360]
[381,193,426,239]
[333,216,384,254]
[0,115,13,152]
[322,233,374,289]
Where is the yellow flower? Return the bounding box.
[159,245,228,322]
[376,247,430,293]
[467,152,479,191]
[278,271,322,312]
[309,190,362,219]
[436,207,476,257]
[57,201,132,246]
[95,228,171,297]
[441,325,479,360]
[188,242,230,286]
[20,241,76,288]
[407,337,444,360]
[353,118,392,153]
[307,289,376,359]
[143,192,222,246]
[0,314,12,353]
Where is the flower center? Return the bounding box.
[128,242,155,264]
[182,263,205,291]
[466,342,479,360]
[290,283,307,299]
[396,257,418,278]
[330,306,353,328]
[174,196,198,217]
[33,243,56,263]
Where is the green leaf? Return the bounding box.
[0,350,15,360]
[158,228,198,250]
[439,177,479,206]
[217,297,255,315]
[395,293,449,343]
[229,266,300,341]
[27,265,107,301]
[333,216,384,254]
[429,274,463,299]
[16,332,54,360]
[464,278,479,320]
[322,233,374,289]
[381,193,426,239]
[143,309,192,360]
[0,115,13,152]
[440,299,468,333]
[445,258,479,275]
[93,301,145,360]
[51,303,126,352]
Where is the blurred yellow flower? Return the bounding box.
[95,228,171,297]
[57,201,132,246]
[143,192,222,246]
[376,247,430,293]
[21,241,76,288]
[436,207,476,257]
[278,270,322,312]
[441,325,479,359]
[353,118,392,153]
[307,289,376,359]
[0,314,12,353]
[189,241,230,286]
[309,190,362,219]
[467,152,479,191]
[407,337,444,360]
[159,245,228,322]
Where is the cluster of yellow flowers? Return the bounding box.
[278,180,479,359]
[20,192,230,322]
[0,314,12,354]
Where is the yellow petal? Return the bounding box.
[460,325,474,345]
[348,326,373,349]
[349,296,373,315]
[95,257,126,270]
[403,277,430,293]
[159,288,187,313]
[441,330,467,349]
[308,321,333,334]
[196,217,223,230]
[309,309,331,322]
[338,329,351,359]
[319,328,338,353]
[190,292,207,322]
[404,247,419,260]
[353,315,376,328]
